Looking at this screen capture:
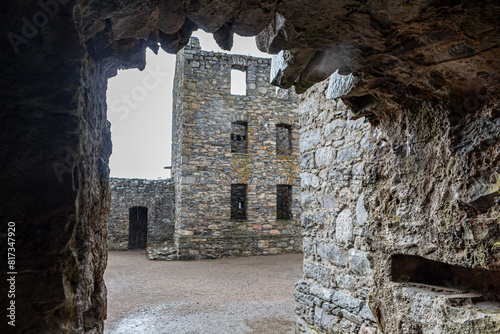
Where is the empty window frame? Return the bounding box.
[277,185,292,220]
[231,121,248,153]
[276,123,292,156]
[231,68,247,95]
[231,184,247,220]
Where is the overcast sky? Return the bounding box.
[106,31,270,179]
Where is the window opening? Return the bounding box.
[231,121,248,153]
[231,184,247,220]
[231,68,247,95]
[277,185,292,220]
[276,123,292,156]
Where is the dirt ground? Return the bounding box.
[104,251,303,334]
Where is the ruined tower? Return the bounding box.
[171,37,302,259]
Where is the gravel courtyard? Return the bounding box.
[104,251,303,334]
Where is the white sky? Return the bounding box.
[106,31,270,179]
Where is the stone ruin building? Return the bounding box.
[107,178,176,253]
[1,1,499,333]
[172,37,302,259]
[108,37,302,260]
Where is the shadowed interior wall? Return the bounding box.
[1,0,114,332]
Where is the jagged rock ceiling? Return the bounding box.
[76,0,499,116]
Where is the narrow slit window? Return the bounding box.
[277,185,292,220]
[276,123,292,156]
[231,121,248,153]
[231,68,247,95]
[231,184,247,220]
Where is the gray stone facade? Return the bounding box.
[171,37,302,259]
[108,178,176,259]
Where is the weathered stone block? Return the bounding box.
[327,246,348,267]
[326,70,360,100]
[301,172,320,188]
[315,147,335,167]
[330,291,362,312]
[335,209,353,244]
[359,303,376,322]
[348,249,371,276]
[310,284,335,301]
[318,194,338,209]
[337,147,361,161]
[341,309,363,325]
[300,129,321,152]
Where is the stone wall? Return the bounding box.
[171,37,302,259]
[295,76,379,333]
[294,72,500,333]
[108,178,175,259]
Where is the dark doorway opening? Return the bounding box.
[129,206,148,249]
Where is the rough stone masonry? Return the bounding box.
[1,1,499,333]
[107,178,176,259]
[293,71,500,333]
[171,37,303,260]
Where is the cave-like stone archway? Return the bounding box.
[1,1,499,333]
